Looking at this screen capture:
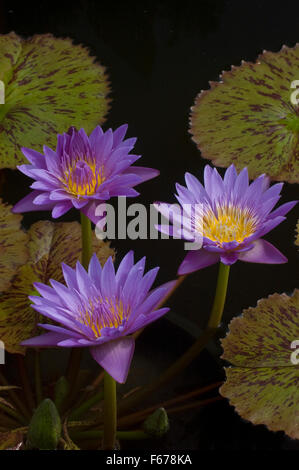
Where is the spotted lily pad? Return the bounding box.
[0,199,28,292]
[220,290,299,439]
[0,32,109,169]
[190,44,299,183]
[0,221,114,354]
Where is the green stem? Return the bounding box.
[118,262,230,416]
[65,212,93,404]
[69,390,104,421]
[80,212,93,270]
[71,429,148,441]
[207,263,230,329]
[103,371,117,450]
[34,350,43,405]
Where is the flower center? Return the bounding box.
[201,204,259,245]
[77,296,130,338]
[60,157,105,197]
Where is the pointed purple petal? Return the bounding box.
[134,267,160,304]
[89,125,104,149]
[121,257,146,306]
[115,251,134,291]
[185,172,207,199]
[12,191,54,213]
[49,279,77,309]
[175,183,195,204]
[88,253,103,285]
[178,249,219,275]
[52,201,73,218]
[133,284,172,318]
[234,167,248,196]
[21,332,69,347]
[31,180,57,191]
[90,337,135,383]
[203,165,213,197]
[33,283,61,304]
[75,261,93,298]
[127,308,169,334]
[38,323,83,339]
[33,193,52,205]
[100,256,116,297]
[122,166,159,183]
[268,200,298,219]
[43,146,61,174]
[21,147,47,168]
[112,124,128,147]
[61,263,78,290]
[49,190,69,201]
[223,164,237,190]
[261,183,283,203]
[239,239,287,264]
[243,174,267,205]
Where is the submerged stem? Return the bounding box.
[103,371,117,450]
[80,212,93,270]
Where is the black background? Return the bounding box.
[1,0,299,450]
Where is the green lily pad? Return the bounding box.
[190,44,299,183]
[220,290,299,439]
[0,220,115,354]
[295,220,299,247]
[0,32,109,169]
[0,199,28,292]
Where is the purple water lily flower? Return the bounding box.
[155,164,297,275]
[21,252,174,383]
[13,125,159,224]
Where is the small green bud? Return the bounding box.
[143,407,169,438]
[26,398,61,450]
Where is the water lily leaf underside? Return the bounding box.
[220,290,299,439]
[0,32,109,168]
[191,44,299,183]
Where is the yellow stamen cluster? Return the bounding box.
[78,297,129,338]
[61,158,105,196]
[199,204,259,245]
